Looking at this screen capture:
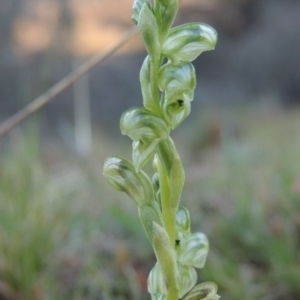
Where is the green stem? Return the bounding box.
[167,286,179,300]
[154,0,162,30]
[149,56,161,115]
[158,157,176,249]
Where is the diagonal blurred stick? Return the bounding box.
[0,26,138,138]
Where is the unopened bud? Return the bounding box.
[120,107,168,145]
[182,282,220,300]
[162,23,218,64]
[178,264,197,298]
[103,156,154,206]
[148,263,167,299]
[121,107,169,171]
[179,233,209,269]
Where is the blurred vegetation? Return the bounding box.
[0,105,300,300]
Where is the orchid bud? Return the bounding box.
[178,264,197,299]
[182,282,220,300]
[159,62,196,128]
[159,62,196,94]
[179,233,209,269]
[148,263,167,299]
[120,107,169,145]
[162,23,218,64]
[103,156,154,206]
[162,92,191,129]
[121,107,169,171]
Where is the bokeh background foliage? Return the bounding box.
[0,0,300,299]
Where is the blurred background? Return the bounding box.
[0,0,300,299]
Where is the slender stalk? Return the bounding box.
[0,26,137,138]
[158,157,176,250]
[167,286,179,300]
[149,57,161,115]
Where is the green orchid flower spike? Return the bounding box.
[103,0,219,299]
